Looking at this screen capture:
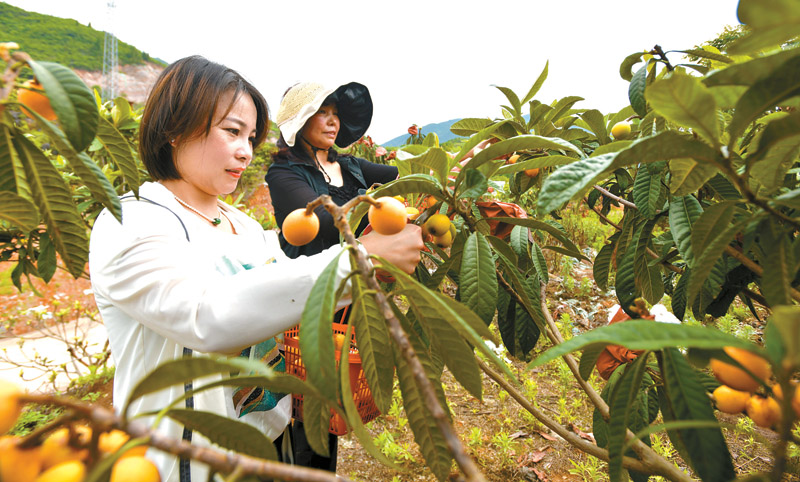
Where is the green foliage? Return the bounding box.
[0,2,165,70]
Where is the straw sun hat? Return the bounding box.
[275,81,373,148]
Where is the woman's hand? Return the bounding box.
[359,223,423,274]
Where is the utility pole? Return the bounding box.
[102,1,119,102]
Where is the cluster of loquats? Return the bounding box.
[0,380,160,482]
[423,213,456,249]
[710,347,799,428]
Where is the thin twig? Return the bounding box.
[592,185,637,209]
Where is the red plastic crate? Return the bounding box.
[284,323,381,435]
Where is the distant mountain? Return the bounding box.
[0,2,165,71]
[382,118,465,147]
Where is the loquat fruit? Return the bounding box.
[745,395,781,428]
[34,460,85,482]
[424,213,451,237]
[281,208,320,246]
[0,435,43,482]
[368,197,407,235]
[18,80,57,122]
[110,455,161,482]
[611,121,632,140]
[710,346,772,393]
[712,385,750,414]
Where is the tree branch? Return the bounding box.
[18,394,347,482]
[320,194,487,482]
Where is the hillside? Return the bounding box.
[382,118,465,147]
[0,1,164,71]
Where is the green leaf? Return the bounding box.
[619,51,646,81]
[393,336,453,481]
[457,134,583,191]
[493,85,522,117]
[460,232,498,325]
[302,394,331,456]
[632,165,663,219]
[538,154,616,215]
[593,236,617,292]
[760,219,794,306]
[299,250,344,402]
[0,191,37,233]
[123,357,248,417]
[457,169,489,200]
[452,121,509,171]
[691,202,735,258]
[706,174,742,200]
[728,55,800,145]
[633,219,663,305]
[750,110,800,163]
[729,0,800,54]
[544,96,584,125]
[349,270,394,414]
[379,262,516,383]
[750,135,800,194]
[165,408,277,460]
[615,225,639,313]
[399,147,450,186]
[514,273,543,356]
[338,323,398,468]
[608,356,648,482]
[450,118,492,137]
[579,109,610,145]
[676,49,733,64]
[579,345,606,381]
[12,134,88,278]
[529,320,761,368]
[37,232,57,283]
[27,60,98,152]
[20,107,122,221]
[669,195,703,265]
[659,348,735,481]
[646,72,720,147]
[522,61,549,105]
[629,65,648,118]
[705,48,800,87]
[669,158,719,196]
[0,124,32,197]
[530,241,549,283]
[483,217,583,261]
[495,154,575,176]
[96,117,140,196]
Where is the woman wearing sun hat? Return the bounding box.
[265,82,411,471]
[266,82,403,258]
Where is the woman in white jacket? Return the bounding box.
[89,55,422,482]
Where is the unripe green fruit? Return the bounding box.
[424,214,451,237]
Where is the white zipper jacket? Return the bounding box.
[89,182,353,481]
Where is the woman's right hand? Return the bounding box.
[359,223,423,274]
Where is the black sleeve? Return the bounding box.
[265,163,340,257]
[358,158,398,189]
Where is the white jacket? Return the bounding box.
[89,182,352,481]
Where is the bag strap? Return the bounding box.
[119,195,194,481]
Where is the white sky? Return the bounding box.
[5,0,741,143]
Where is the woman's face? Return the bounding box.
[300,103,339,150]
[173,90,257,197]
